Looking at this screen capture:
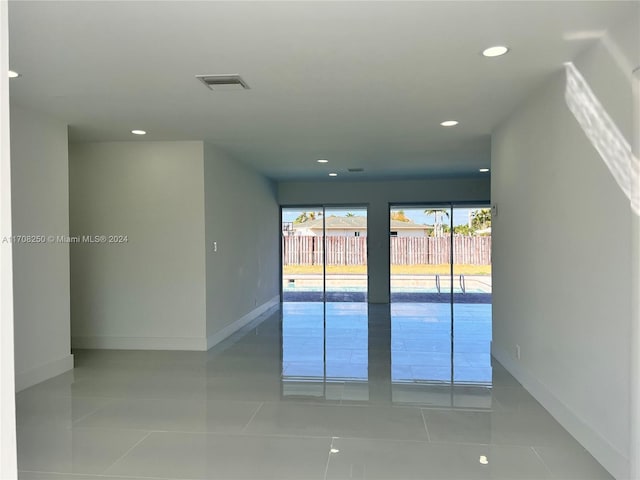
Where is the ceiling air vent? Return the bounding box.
[348,168,365,173]
[196,74,250,91]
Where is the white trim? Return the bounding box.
[72,335,208,351]
[491,344,629,480]
[14,354,74,392]
[207,295,280,350]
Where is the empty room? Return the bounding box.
[1,1,639,479]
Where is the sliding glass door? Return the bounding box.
[389,204,492,406]
[280,206,369,400]
[281,206,368,302]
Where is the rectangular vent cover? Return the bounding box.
[348,168,364,173]
[196,74,250,91]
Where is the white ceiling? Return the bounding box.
[7,1,636,181]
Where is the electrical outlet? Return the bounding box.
[516,344,521,360]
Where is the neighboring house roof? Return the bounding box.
[292,215,431,231]
[390,219,433,230]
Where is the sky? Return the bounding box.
[282,206,488,227]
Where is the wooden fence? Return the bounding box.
[282,236,491,266]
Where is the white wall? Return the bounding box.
[394,230,425,238]
[10,105,73,391]
[278,177,490,302]
[631,36,640,480]
[491,23,637,479]
[203,143,280,348]
[1,0,17,475]
[69,142,207,350]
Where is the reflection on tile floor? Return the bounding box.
[282,302,492,405]
[15,303,613,479]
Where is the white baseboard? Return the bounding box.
[71,296,280,353]
[15,354,74,392]
[491,344,629,480]
[207,295,280,350]
[71,335,208,351]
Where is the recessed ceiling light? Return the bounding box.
[131,129,146,135]
[479,168,490,172]
[482,46,509,57]
[440,120,459,127]
[317,159,329,163]
[329,172,338,177]
[8,70,20,78]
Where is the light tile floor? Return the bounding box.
[15,302,613,479]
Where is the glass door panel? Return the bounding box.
[390,206,451,300]
[281,206,369,400]
[452,206,492,388]
[390,206,453,390]
[281,207,325,302]
[282,206,368,303]
[323,207,368,302]
[323,207,369,399]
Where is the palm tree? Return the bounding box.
[346,212,355,217]
[390,210,411,222]
[424,209,450,237]
[293,211,323,224]
[471,208,491,232]
[293,212,308,224]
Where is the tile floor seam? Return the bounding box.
[99,431,154,476]
[18,470,183,479]
[64,426,166,434]
[420,438,565,449]
[70,398,119,426]
[323,436,337,480]
[240,401,264,434]
[531,445,555,477]
[420,409,432,442]
[84,428,342,442]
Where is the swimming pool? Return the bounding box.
[283,275,492,294]
[283,285,488,294]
